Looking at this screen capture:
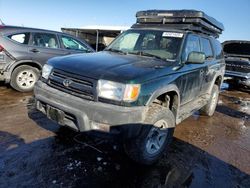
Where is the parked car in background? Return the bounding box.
[223,40,250,88]
[0,25,94,92]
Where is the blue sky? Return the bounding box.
[0,0,249,42]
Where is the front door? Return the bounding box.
[178,34,205,105]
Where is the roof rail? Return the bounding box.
[133,10,224,38]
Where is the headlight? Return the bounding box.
[42,64,53,79]
[98,80,140,102]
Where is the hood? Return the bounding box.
[223,40,250,58]
[48,51,176,83]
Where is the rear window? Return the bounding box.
[8,33,30,44]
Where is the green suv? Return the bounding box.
[34,10,225,164]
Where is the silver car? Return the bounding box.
[0,25,94,92]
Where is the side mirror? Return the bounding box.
[187,52,205,64]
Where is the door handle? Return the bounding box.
[200,69,204,75]
[30,49,40,53]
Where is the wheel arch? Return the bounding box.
[146,84,180,120]
[207,73,224,95]
[5,60,42,83]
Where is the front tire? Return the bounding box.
[10,65,40,92]
[123,104,175,165]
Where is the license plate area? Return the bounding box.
[47,105,65,125]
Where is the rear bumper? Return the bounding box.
[34,81,147,132]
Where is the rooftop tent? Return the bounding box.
[223,40,250,58]
[61,26,129,51]
[132,10,224,38]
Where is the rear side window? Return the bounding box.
[32,33,59,48]
[8,33,30,44]
[212,39,223,59]
[61,36,88,51]
[200,37,213,58]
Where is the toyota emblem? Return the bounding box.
[63,79,72,87]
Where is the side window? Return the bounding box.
[32,33,59,49]
[200,37,213,58]
[8,33,30,44]
[183,35,200,60]
[61,36,87,51]
[212,39,223,59]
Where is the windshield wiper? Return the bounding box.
[129,51,166,61]
[104,48,127,55]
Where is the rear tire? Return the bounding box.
[200,85,219,116]
[123,104,175,165]
[10,65,40,92]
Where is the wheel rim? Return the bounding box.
[209,91,218,113]
[16,69,38,90]
[146,120,168,155]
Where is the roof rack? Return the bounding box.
[132,10,224,38]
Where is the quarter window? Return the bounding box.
[61,36,87,51]
[200,38,213,58]
[8,33,30,44]
[32,33,59,48]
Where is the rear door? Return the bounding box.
[199,37,216,94]
[29,32,67,65]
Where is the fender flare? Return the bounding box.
[146,84,181,107]
[145,84,181,123]
[4,60,42,82]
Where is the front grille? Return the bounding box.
[225,59,250,73]
[48,69,97,101]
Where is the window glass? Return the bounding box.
[8,33,30,44]
[141,33,157,50]
[32,33,58,48]
[61,36,87,51]
[200,38,213,58]
[112,32,140,51]
[107,30,183,60]
[183,35,200,60]
[212,39,223,59]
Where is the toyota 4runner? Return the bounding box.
[34,10,225,164]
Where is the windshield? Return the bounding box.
[106,30,184,60]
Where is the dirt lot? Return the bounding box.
[0,85,249,188]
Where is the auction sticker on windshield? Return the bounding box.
[162,32,184,38]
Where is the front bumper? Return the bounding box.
[34,81,147,132]
[224,71,250,87]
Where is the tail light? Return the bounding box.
[0,45,4,52]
